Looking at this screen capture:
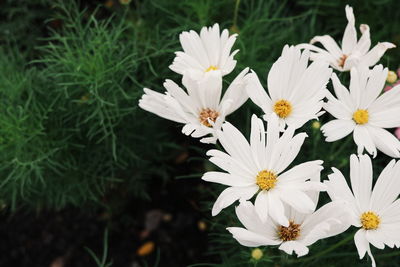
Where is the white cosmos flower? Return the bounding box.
[169,23,239,81]
[202,114,325,225]
[325,154,400,267]
[297,5,395,72]
[321,65,400,158]
[246,45,332,131]
[138,68,249,144]
[227,199,350,257]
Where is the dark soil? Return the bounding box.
[0,174,213,267]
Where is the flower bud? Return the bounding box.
[387,70,397,84]
[251,248,263,260]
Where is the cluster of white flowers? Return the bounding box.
[139,5,400,266]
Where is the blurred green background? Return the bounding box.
[0,0,399,266]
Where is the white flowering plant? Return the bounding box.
[139,4,400,267]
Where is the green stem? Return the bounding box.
[329,135,353,161]
[232,0,241,27]
[376,250,400,258]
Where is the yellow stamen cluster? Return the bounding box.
[361,211,380,230]
[352,109,369,125]
[205,65,218,72]
[278,221,301,241]
[199,108,219,127]
[256,170,277,191]
[338,54,348,68]
[274,99,292,118]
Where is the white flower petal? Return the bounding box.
[235,201,276,235]
[250,115,265,170]
[206,149,254,178]
[218,121,257,172]
[279,241,309,257]
[369,84,400,112]
[197,72,223,110]
[349,154,372,212]
[267,190,289,227]
[255,191,269,222]
[139,88,187,123]
[360,65,387,109]
[278,160,323,184]
[170,24,238,79]
[245,71,272,114]
[273,132,308,173]
[321,119,355,142]
[279,189,315,214]
[349,67,362,107]
[202,171,254,187]
[353,125,377,157]
[370,159,400,212]
[367,126,400,158]
[227,227,280,247]
[342,5,357,54]
[354,229,368,259]
[301,201,351,245]
[310,35,342,58]
[366,230,385,250]
[220,68,250,114]
[359,42,396,67]
[353,24,371,55]
[325,167,360,225]
[211,185,258,216]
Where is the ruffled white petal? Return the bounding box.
[245,71,272,115]
[279,241,309,257]
[367,126,400,158]
[297,5,394,72]
[353,125,377,157]
[139,88,187,123]
[355,229,376,267]
[342,5,357,54]
[359,42,396,67]
[234,200,276,235]
[220,68,250,114]
[211,185,258,216]
[254,191,269,222]
[301,201,351,245]
[310,35,342,58]
[370,159,400,212]
[218,121,258,173]
[227,227,279,247]
[349,154,372,212]
[324,167,360,226]
[170,23,238,79]
[202,171,254,187]
[321,119,355,142]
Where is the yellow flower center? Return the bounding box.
[205,65,218,72]
[199,108,219,127]
[278,221,301,241]
[274,99,292,118]
[353,109,369,125]
[256,170,277,191]
[361,211,380,230]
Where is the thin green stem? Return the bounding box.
[232,0,241,27]
[376,250,400,258]
[329,135,353,161]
